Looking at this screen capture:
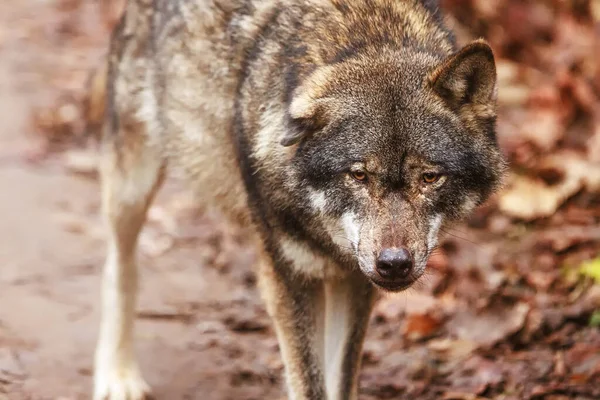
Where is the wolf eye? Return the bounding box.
[350,170,368,182]
[422,172,441,184]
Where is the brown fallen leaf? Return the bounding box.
[496,60,539,107]
[518,109,565,152]
[447,302,530,347]
[553,351,567,376]
[402,313,442,341]
[535,225,600,253]
[374,292,440,322]
[447,355,505,396]
[373,296,405,321]
[428,338,478,364]
[499,152,600,220]
[564,342,600,377]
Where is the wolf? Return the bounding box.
[90,0,506,399]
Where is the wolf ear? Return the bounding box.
[282,97,333,146]
[282,66,336,147]
[428,39,497,111]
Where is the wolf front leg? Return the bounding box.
[258,260,328,399]
[323,274,376,400]
[94,138,164,400]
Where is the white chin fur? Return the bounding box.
[308,188,328,214]
[427,214,443,252]
[340,212,360,250]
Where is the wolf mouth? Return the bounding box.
[370,278,417,292]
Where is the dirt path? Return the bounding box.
[0,48,285,400]
[0,3,284,399]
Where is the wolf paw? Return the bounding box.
[93,366,152,400]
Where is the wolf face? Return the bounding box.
[285,42,506,291]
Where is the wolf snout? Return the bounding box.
[375,247,413,282]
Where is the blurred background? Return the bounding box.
[0,0,598,399]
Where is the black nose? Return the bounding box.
[376,248,413,281]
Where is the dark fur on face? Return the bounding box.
[242,4,508,290]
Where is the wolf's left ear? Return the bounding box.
[282,96,332,146]
[428,39,497,112]
[282,66,336,147]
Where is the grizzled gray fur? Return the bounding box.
[89,0,506,399]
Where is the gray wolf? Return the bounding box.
[90,0,506,398]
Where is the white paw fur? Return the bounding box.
[93,362,151,400]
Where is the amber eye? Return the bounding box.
[350,170,368,182]
[422,172,440,184]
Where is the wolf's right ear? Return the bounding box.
[427,39,497,112]
[282,67,336,147]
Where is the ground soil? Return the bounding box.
[0,2,280,399]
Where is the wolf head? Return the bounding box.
[283,40,506,291]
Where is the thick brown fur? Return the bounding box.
[93,1,506,399]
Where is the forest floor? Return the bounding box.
[0,1,598,399]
